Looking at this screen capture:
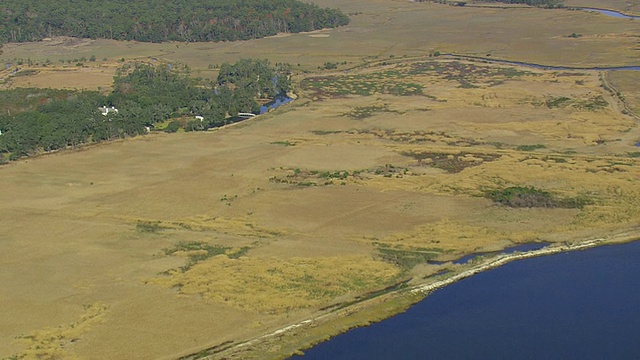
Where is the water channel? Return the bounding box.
[580,8,640,19]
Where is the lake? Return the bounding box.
[295,240,640,359]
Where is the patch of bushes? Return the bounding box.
[344,104,397,119]
[13,69,39,77]
[311,130,343,135]
[163,241,232,271]
[545,96,572,108]
[164,120,181,133]
[485,186,592,209]
[270,140,296,146]
[516,144,546,151]
[136,221,167,233]
[377,245,440,271]
[400,151,499,173]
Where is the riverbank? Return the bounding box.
[443,53,640,71]
[199,229,639,359]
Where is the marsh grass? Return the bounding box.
[163,241,232,271]
[343,104,400,119]
[151,255,402,313]
[376,245,440,271]
[485,186,580,208]
[400,151,499,173]
[136,220,167,233]
[516,144,546,151]
[9,303,108,360]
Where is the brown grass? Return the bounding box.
[1,1,640,359]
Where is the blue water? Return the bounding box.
[259,96,293,114]
[581,8,640,19]
[296,240,640,359]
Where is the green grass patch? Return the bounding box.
[377,245,440,271]
[311,130,344,135]
[485,186,592,209]
[136,221,168,233]
[271,140,296,146]
[545,96,572,108]
[163,241,232,271]
[344,104,399,119]
[400,151,499,173]
[516,144,546,151]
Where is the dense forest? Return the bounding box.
[0,0,349,44]
[0,59,291,161]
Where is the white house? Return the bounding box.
[99,106,119,116]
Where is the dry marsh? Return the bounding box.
[1,0,640,359]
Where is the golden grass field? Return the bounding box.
[1,0,640,359]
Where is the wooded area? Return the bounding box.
[0,0,349,44]
[0,59,291,161]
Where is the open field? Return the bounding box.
[1,0,640,359]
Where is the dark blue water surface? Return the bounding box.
[296,241,640,359]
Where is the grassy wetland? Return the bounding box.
[1,0,640,359]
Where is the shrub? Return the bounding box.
[485,186,592,209]
[516,144,546,151]
[164,120,181,133]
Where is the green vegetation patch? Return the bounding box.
[485,186,592,209]
[0,88,74,114]
[301,73,423,98]
[269,167,362,187]
[343,104,400,119]
[516,144,546,151]
[163,241,241,272]
[270,141,296,146]
[311,130,344,136]
[543,95,608,110]
[136,221,169,233]
[376,244,440,271]
[400,151,499,173]
[301,60,532,98]
[355,128,485,147]
[408,61,531,87]
[12,69,40,77]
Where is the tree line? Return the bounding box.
[0,59,291,161]
[0,0,349,44]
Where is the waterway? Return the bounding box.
[295,240,640,359]
[580,8,640,19]
[444,54,640,72]
[260,96,293,114]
